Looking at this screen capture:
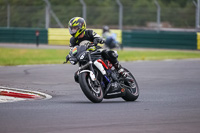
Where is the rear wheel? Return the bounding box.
[121,68,139,101]
[79,72,103,103]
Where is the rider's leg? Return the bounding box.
[102,50,127,77]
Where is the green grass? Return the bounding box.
[0,47,200,66]
[118,50,200,61]
[0,48,69,66]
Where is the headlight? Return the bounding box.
[69,57,77,65]
[69,61,74,65]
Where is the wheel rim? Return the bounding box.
[127,78,139,96]
[87,76,102,97]
[123,71,139,96]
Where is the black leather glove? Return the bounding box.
[66,55,70,61]
[93,38,105,45]
[63,55,70,64]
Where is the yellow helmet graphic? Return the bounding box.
[68,17,86,38]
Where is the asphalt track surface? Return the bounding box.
[0,59,200,133]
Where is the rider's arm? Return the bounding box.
[87,30,104,45]
[65,37,76,63]
[69,37,77,48]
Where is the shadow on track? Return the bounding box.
[57,100,141,104]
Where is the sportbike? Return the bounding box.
[64,41,139,103]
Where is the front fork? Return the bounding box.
[78,52,111,94]
[86,52,100,87]
[87,52,111,91]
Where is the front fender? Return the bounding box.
[79,70,96,81]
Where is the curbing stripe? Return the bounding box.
[0,86,52,103]
[0,91,40,99]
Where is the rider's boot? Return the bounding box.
[114,62,135,83]
[113,62,127,78]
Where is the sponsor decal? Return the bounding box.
[72,47,77,54]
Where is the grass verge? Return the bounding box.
[0,47,200,66]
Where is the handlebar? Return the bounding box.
[63,39,105,64]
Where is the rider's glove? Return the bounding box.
[93,38,105,45]
[64,54,70,64]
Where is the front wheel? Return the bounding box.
[121,68,139,101]
[79,72,103,103]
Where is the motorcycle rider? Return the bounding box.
[102,26,110,39]
[102,25,120,49]
[67,17,127,78]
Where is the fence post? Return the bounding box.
[193,0,198,29]
[43,0,50,29]
[80,0,86,21]
[44,0,64,28]
[196,0,200,29]
[116,0,123,30]
[45,5,50,29]
[6,0,10,28]
[50,10,64,28]
[154,0,161,32]
[7,4,10,28]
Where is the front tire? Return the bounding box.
[122,68,139,101]
[79,72,103,103]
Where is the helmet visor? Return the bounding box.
[69,26,79,35]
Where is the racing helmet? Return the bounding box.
[103,26,110,33]
[68,17,86,38]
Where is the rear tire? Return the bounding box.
[79,72,103,103]
[122,68,139,101]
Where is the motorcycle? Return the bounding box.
[64,41,139,103]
